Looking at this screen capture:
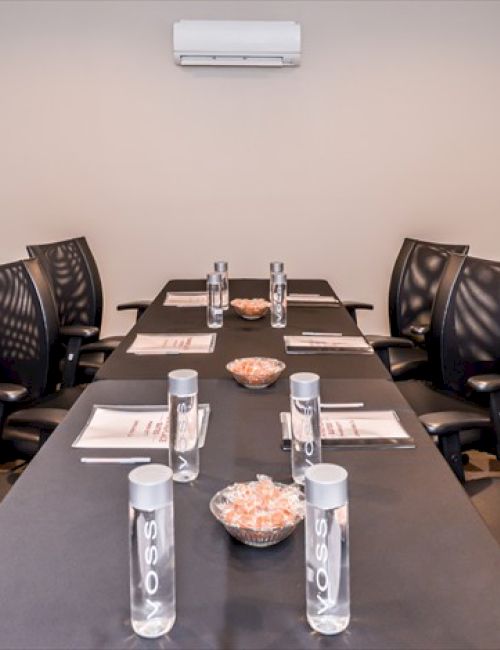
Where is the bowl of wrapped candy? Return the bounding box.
[210,475,305,547]
[231,298,270,320]
[226,357,285,389]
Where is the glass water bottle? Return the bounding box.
[305,463,350,635]
[129,464,175,638]
[214,261,229,310]
[168,369,199,482]
[269,261,284,301]
[290,372,322,484]
[207,273,223,328]
[271,271,287,328]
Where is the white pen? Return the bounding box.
[321,402,365,409]
[80,457,152,464]
[302,332,343,337]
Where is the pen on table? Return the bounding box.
[80,457,152,464]
[301,332,343,336]
[321,402,365,409]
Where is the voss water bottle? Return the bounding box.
[290,372,322,484]
[129,464,175,638]
[305,463,350,635]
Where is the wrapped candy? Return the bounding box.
[218,475,304,532]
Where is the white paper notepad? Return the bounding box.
[73,404,210,449]
[284,335,373,354]
[127,333,216,355]
[287,294,339,305]
[164,292,208,307]
[280,410,415,448]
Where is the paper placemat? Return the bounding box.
[73,404,210,449]
[284,335,373,354]
[127,333,216,355]
[287,293,339,305]
[280,409,415,449]
[164,292,208,307]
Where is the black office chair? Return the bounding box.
[27,236,149,385]
[397,253,500,482]
[0,258,84,458]
[345,238,469,379]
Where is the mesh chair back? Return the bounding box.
[428,254,500,394]
[27,237,103,330]
[0,258,60,398]
[388,238,469,337]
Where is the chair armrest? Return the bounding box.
[81,338,121,354]
[342,301,374,312]
[6,407,67,431]
[117,300,151,312]
[0,383,29,402]
[420,410,491,437]
[366,335,414,350]
[117,300,151,322]
[342,301,373,324]
[60,325,99,340]
[468,374,500,394]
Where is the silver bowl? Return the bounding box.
[226,357,285,389]
[209,483,304,548]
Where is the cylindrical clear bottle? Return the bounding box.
[214,261,229,310]
[129,464,175,638]
[207,272,223,328]
[305,463,350,635]
[168,369,199,482]
[290,372,322,484]
[271,271,287,328]
[269,261,284,301]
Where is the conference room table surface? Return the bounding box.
[96,279,390,381]
[0,378,499,650]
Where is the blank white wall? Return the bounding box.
[0,0,499,336]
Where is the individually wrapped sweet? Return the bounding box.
[226,357,285,387]
[217,475,305,532]
[231,298,270,319]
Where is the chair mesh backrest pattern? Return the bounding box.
[390,239,469,337]
[28,238,103,330]
[0,260,54,398]
[436,256,500,394]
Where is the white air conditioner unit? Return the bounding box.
[173,20,301,67]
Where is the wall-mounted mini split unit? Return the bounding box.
[173,20,301,67]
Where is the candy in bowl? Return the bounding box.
[231,298,270,320]
[210,475,305,547]
[226,357,285,389]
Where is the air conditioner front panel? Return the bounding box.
[173,20,301,67]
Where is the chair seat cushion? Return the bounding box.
[3,386,85,457]
[397,379,491,449]
[389,347,428,380]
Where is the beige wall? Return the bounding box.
[1,0,499,336]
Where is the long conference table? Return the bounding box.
[0,278,499,650]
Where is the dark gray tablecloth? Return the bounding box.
[96,279,389,381]
[0,378,498,649]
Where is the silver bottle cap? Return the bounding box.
[273,272,287,285]
[129,464,173,511]
[214,261,228,272]
[290,372,320,399]
[305,463,348,510]
[168,369,198,396]
[270,261,284,273]
[207,272,222,285]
